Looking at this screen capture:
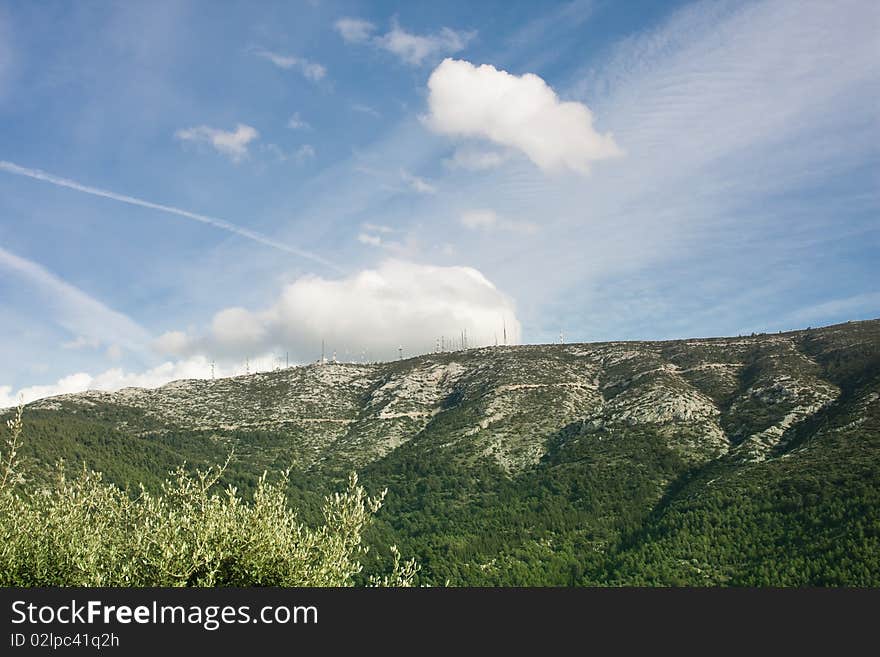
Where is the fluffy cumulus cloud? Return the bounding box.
[425,59,622,174]
[156,260,521,363]
[152,330,191,355]
[335,18,475,66]
[211,307,268,349]
[175,123,259,162]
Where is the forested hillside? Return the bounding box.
[3,319,879,585]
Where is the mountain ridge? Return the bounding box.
[5,318,879,585]
[25,318,879,470]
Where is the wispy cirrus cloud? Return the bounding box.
[400,169,436,194]
[351,103,381,118]
[62,335,102,350]
[264,143,315,164]
[362,222,394,234]
[444,147,508,171]
[0,161,339,271]
[783,292,880,328]
[356,232,383,247]
[250,47,326,80]
[460,209,537,234]
[0,7,16,101]
[350,162,437,197]
[0,245,151,356]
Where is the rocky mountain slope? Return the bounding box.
[28,319,877,468]
[6,318,880,585]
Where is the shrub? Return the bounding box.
[0,404,417,586]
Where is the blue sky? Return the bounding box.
[0,0,878,404]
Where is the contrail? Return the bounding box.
[0,160,341,272]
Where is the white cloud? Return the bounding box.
[105,344,123,361]
[460,209,538,234]
[286,0,878,348]
[445,147,507,171]
[0,160,338,270]
[425,58,622,174]
[0,356,251,408]
[335,17,475,66]
[355,229,411,255]
[264,143,315,164]
[400,169,436,194]
[363,222,394,234]
[287,112,310,129]
[251,47,326,81]
[153,330,192,356]
[358,223,400,250]
[377,20,475,66]
[351,103,381,118]
[0,246,151,354]
[153,260,521,363]
[175,123,259,162]
[334,18,376,44]
[357,233,383,247]
[63,335,102,350]
[294,144,316,162]
[211,307,268,350]
[460,209,498,230]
